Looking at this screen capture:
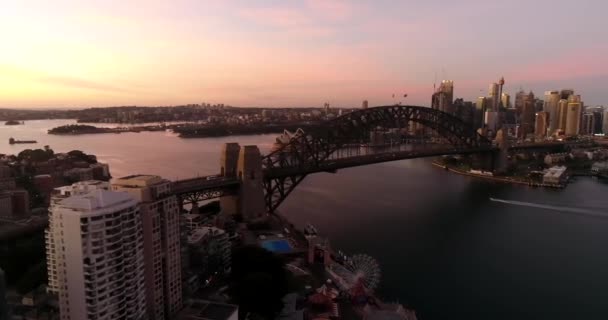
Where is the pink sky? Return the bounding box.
[0,0,606,108]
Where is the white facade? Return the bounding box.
[112,175,182,320]
[46,184,146,320]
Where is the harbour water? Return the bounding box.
[3,120,608,319]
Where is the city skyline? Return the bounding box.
[1,0,607,108]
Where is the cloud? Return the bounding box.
[37,76,132,93]
[306,0,356,22]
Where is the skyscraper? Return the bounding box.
[544,91,560,135]
[501,93,511,109]
[560,89,575,100]
[535,111,549,138]
[432,80,454,114]
[521,98,536,138]
[581,113,595,135]
[488,82,499,111]
[112,175,182,320]
[475,97,487,130]
[362,100,368,109]
[565,102,582,136]
[46,182,147,320]
[591,108,604,134]
[557,99,569,132]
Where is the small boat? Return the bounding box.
[9,137,37,144]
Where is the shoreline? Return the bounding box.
[431,161,566,189]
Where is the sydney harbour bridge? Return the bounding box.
[171,105,571,219]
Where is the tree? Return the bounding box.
[230,246,289,320]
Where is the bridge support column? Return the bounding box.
[237,145,266,221]
[220,143,240,216]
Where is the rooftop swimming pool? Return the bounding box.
[260,239,293,254]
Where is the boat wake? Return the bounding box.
[489,197,608,219]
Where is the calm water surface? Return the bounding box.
[3,120,608,319]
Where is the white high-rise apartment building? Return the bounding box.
[112,175,182,320]
[46,181,147,320]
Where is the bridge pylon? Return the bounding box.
[220,143,241,216]
[219,143,266,221]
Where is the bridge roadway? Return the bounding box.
[263,145,496,178]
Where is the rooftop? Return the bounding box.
[175,300,238,320]
[57,189,135,212]
[113,174,164,187]
[188,226,226,244]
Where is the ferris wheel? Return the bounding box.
[341,254,382,291]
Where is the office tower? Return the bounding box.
[0,268,7,320]
[501,93,511,109]
[560,89,575,100]
[521,99,536,138]
[362,100,368,109]
[484,111,499,133]
[475,97,487,130]
[112,175,182,320]
[544,91,560,135]
[432,80,454,114]
[558,99,569,132]
[514,90,535,115]
[581,113,595,135]
[592,108,603,134]
[47,183,146,320]
[565,102,582,136]
[488,82,499,110]
[535,111,549,138]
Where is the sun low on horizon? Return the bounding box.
[1,0,607,109]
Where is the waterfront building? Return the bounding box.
[46,183,146,320]
[362,100,368,109]
[565,102,582,136]
[535,111,549,138]
[543,166,567,185]
[544,91,560,135]
[581,113,595,136]
[112,175,182,320]
[544,153,568,166]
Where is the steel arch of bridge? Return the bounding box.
[261,105,492,213]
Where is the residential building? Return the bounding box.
[565,102,582,136]
[535,111,549,138]
[188,227,232,277]
[46,183,146,320]
[112,175,182,320]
